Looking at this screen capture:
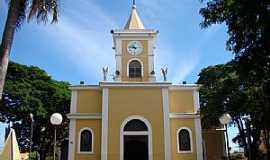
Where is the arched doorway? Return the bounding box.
[120,116,152,160]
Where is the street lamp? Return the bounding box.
[29,113,34,160]
[50,113,63,160]
[219,113,232,160]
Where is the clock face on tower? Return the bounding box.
[127,41,143,56]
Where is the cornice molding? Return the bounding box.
[99,81,172,88]
[169,113,200,119]
[67,113,102,119]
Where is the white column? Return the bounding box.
[68,120,76,160]
[101,88,109,160]
[195,118,203,160]
[162,88,171,160]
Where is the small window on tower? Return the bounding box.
[129,60,142,78]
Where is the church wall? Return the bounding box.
[169,90,195,113]
[107,87,165,160]
[170,118,197,160]
[76,90,102,113]
[75,119,102,160]
[121,40,149,81]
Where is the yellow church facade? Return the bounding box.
[67,2,204,160]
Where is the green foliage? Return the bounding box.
[200,0,270,84]
[29,151,39,160]
[0,61,70,157]
[198,62,246,128]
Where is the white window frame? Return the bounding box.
[177,127,193,153]
[127,58,144,77]
[78,127,94,154]
[120,115,152,160]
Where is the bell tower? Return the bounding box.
[111,1,158,82]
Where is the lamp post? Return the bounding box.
[50,113,63,160]
[29,113,34,160]
[219,113,232,160]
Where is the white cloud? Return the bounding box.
[37,0,118,82]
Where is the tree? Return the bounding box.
[0,0,59,100]
[199,1,270,159]
[198,62,270,160]
[0,61,70,159]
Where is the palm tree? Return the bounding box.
[0,0,59,99]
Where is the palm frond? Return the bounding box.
[28,0,41,22]
[28,0,59,24]
[15,0,28,29]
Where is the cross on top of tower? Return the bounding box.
[132,0,136,8]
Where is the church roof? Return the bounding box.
[124,4,145,30]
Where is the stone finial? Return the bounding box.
[102,67,108,81]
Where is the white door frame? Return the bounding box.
[120,115,152,160]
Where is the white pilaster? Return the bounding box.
[68,119,76,160]
[68,90,77,160]
[116,55,122,74]
[115,39,122,74]
[162,88,171,160]
[148,39,155,74]
[70,91,77,113]
[193,90,200,113]
[194,90,203,160]
[195,118,203,160]
[101,88,109,160]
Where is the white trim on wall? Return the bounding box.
[195,118,204,160]
[162,88,172,160]
[126,58,144,77]
[68,119,76,160]
[177,127,193,154]
[120,115,153,160]
[77,128,94,154]
[101,88,109,160]
[70,91,77,113]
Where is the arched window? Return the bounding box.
[124,119,148,131]
[177,128,192,153]
[78,128,93,153]
[128,60,142,78]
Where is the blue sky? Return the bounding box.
[0,0,237,150]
